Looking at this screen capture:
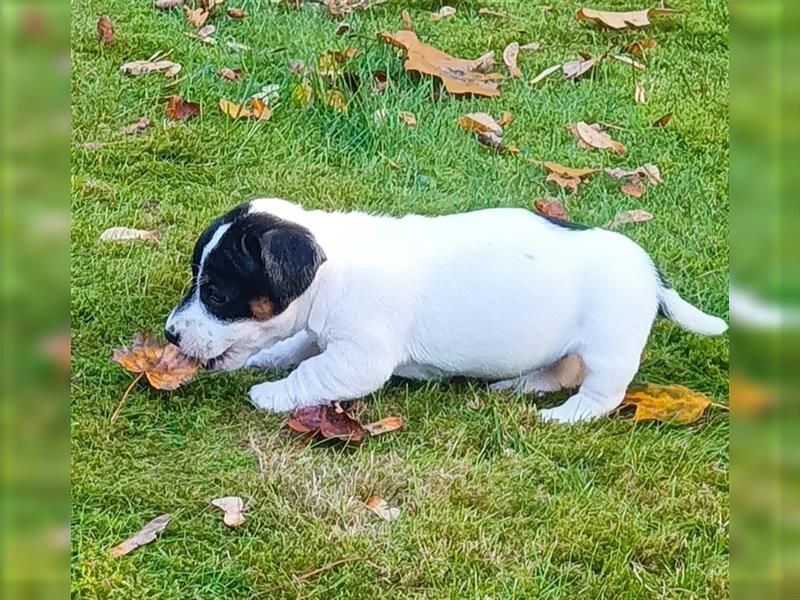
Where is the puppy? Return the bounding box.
[165,198,727,423]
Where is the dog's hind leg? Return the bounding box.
[489,354,586,395]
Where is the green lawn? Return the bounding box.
[71,0,729,597]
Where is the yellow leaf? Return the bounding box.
[398,111,417,128]
[621,383,713,424]
[291,81,314,108]
[219,98,272,121]
[326,90,348,113]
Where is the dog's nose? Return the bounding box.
[164,326,180,346]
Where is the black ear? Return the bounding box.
[259,227,326,310]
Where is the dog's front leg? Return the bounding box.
[247,340,396,413]
[245,330,319,370]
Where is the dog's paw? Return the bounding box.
[247,382,296,413]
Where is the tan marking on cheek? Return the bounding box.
[249,297,275,321]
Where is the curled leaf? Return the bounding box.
[100,227,160,243]
[97,15,115,45]
[217,67,243,81]
[626,38,657,56]
[497,111,514,127]
[110,514,170,557]
[605,209,653,229]
[363,416,404,436]
[120,116,150,136]
[219,98,272,120]
[399,111,417,128]
[571,121,626,154]
[183,6,209,28]
[534,198,569,221]
[287,404,366,444]
[621,383,712,424]
[563,56,598,80]
[653,112,673,128]
[227,7,246,18]
[211,496,246,527]
[634,83,646,104]
[166,95,201,121]
[121,59,181,77]
[195,24,216,44]
[502,42,521,78]
[621,176,646,198]
[431,5,456,22]
[576,7,681,30]
[112,332,199,390]
[457,112,502,135]
[365,496,400,521]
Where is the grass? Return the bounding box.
[71,0,729,597]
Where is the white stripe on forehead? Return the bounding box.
[199,223,231,272]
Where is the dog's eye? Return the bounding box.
[206,287,227,305]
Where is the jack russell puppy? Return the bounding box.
[165,198,727,423]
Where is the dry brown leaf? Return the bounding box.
[166,95,200,121]
[211,497,246,527]
[196,24,216,44]
[379,30,501,97]
[363,416,404,436]
[652,112,673,128]
[183,6,209,28]
[621,383,712,424]
[227,7,246,18]
[154,0,181,9]
[605,209,653,229]
[626,38,657,56]
[110,514,170,557]
[100,227,160,243]
[604,164,662,186]
[476,131,503,150]
[497,112,514,127]
[364,496,400,521]
[576,7,681,30]
[371,70,388,94]
[478,7,512,19]
[621,176,646,198]
[572,121,626,154]
[546,172,581,194]
[534,198,569,220]
[541,161,598,179]
[119,116,150,136]
[530,63,561,84]
[431,6,456,22]
[112,332,199,389]
[97,15,115,45]
[217,67,243,81]
[401,9,413,30]
[563,56,598,80]
[457,112,502,135]
[520,42,541,52]
[121,59,181,78]
[502,42,522,78]
[335,22,351,35]
[219,98,271,120]
[324,0,387,17]
[399,111,417,128]
[326,90,348,113]
[287,405,366,444]
[470,51,495,74]
[635,83,646,104]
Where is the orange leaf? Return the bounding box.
[653,112,673,128]
[621,176,646,198]
[625,38,657,56]
[546,172,581,194]
[497,111,514,127]
[217,67,243,81]
[166,95,200,121]
[621,383,713,424]
[457,112,502,135]
[365,496,400,521]
[227,7,246,18]
[97,15,115,45]
[379,30,501,97]
[576,7,681,30]
[541,161,598,179]
[219,98,271,120]
[571,121,626,154]
[112,333,198,390]
[534,198,569,220]
[363,416,404,436]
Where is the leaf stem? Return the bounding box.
[110,373,144,424]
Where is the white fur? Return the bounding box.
[172,198,727,423]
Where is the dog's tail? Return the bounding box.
[656,274,728,336]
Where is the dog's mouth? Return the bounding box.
[201,348,233,370]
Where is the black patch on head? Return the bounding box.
[536,212,592,231]
[188,209,326,322]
